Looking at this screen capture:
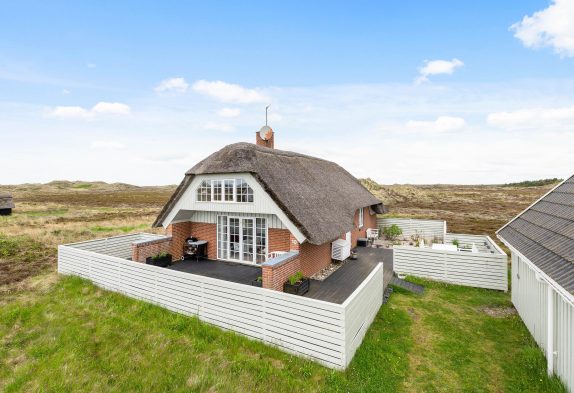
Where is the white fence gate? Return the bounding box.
[58,234,385,369]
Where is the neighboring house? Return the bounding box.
[151,127,386,291]
[0,193,14,215]
[497,175,574,392]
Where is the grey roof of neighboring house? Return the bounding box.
[0,192,14,209]
[153,143,385,245]
[498,175,574,292]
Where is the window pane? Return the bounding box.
[224,180,234,201]
[255,218,267,263]
[217,216,228,259]
[236,178,254,203]
[197,180,211,201]
[213,180,222,201]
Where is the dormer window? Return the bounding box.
[196,178,254,203]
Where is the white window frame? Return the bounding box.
[358,207,364,228]
[216,215,267,264]
[196,178,254,203]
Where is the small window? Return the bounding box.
[224,180,235,201]
[196,180,211,201]
[236,179,254,202]
[358,207,364,228]
[212,180,223,201]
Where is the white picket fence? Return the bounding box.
[393,234,507,291]
[377,217,446,240]
[58,234,384,369]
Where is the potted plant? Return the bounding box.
[283,271,310,295]
[252,276,263,287]
[146,252,172,267]
[350,250,358,260]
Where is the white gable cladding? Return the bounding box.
[161,173,306,242]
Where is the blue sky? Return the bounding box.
[1,0,574,185]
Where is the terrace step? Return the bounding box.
[390,277,424,295]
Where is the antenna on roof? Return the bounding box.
[265,104,271,126]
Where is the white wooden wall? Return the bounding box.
[444,233,504,254]
[377,218,446,240]
[57,235,385,369]
[512,253,574,392]
[66,233,166,259]
[393,237,507,291]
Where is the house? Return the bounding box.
[149,126,386,291]
[497,175,574,391]
[0,192,14,215]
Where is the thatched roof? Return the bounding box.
[154,143,385,245]
[0,192,14,209]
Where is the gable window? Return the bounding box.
[196,178,254,203]
[236,179,254,202]
[213,180,223,201]
[196,180,212,201]
[358,207,364,228]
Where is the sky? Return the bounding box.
[1,0,574,185]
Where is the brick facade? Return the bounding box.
[167,221,191,260]
[268,228,290,253]
[349,207,378,247]
[131,237,172,263]
[262,254,301,291]
[190,222,217,259]
[298,241,332,277]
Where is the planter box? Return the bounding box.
[283,278,310,295]
[146,254,172,267]
[251,279,263,287]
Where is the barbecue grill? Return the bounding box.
[182,237,208,261]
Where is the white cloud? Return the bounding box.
[488,104,574,129]
[86,63,97,68]
[203,121,234,132]
[49,101,130,119]
[192,80,267,103]
[50,106,90,119]
[406,116,466,132]
[154,77,189,94]
[61,89,71,95]
[90,140,125,150]
[416,58,464,84]
[92,102,131,115]
[511,0,574,57]
[217,107,241,117]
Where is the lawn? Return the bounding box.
[0,275,565,392]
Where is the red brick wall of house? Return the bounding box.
[349,207,378,247]
[298,241,332,277]
[268,228,290,253]
[190,222,217,260]
[131,237,172,263]
[167,222,191,260]
[262,254,301,291]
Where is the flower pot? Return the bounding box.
[146,254,172,267]
[350,252,358,260]
[252,279,263,287]
[283,278,310,295]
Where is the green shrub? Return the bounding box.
[152,252,169,261]
[383,224,403,240]
[288,271,304,285]
[452,239,460,247]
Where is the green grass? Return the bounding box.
[71,183,93,189]
[90,223,148,233]
[24,209,68,217]
[0,276,566,392]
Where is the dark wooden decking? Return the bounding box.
[167,259,261,285]
[304,247,394,304]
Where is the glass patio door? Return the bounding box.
[217,216,266,264]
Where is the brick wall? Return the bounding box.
[350,207,378,247]
[298,241,332,277]
[269,228,290,253]
[167,222,191,260]
[262,254,301,291]
[131,237,172,263]
[190,222,217,260]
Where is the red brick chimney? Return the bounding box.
[256,126,274,149]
